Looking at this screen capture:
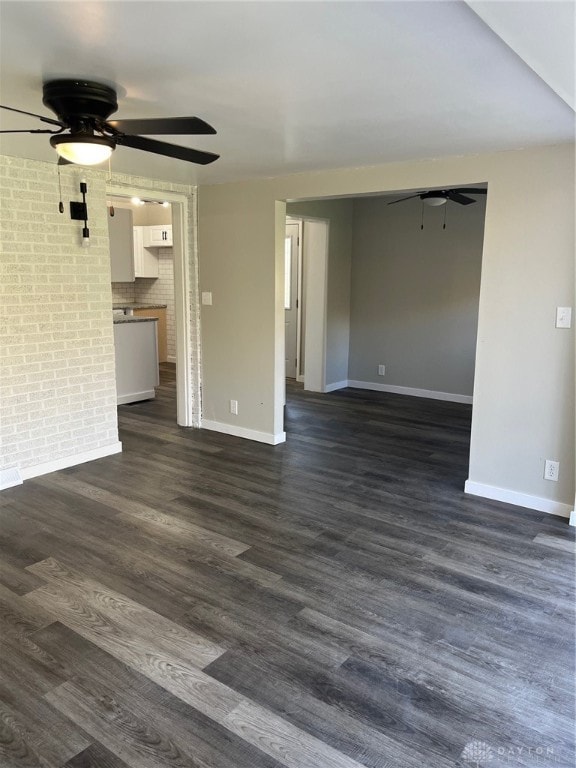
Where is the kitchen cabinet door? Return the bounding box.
[143,225,173,247]
[109,208,135,282]
[133,226,159,278]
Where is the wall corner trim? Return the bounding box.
[465,480,572,519]
[201,419,286,446]
[347,381,473,404]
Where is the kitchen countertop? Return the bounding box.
[113,303,167,310]
[113,316,159,324]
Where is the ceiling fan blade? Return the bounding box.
[446,190,475,205]
[451,188,487,196]
[107,116,216,136]
[117,134,219,165]
[0,128,62,134]
[387,194,422,206]
[0,104,65,127]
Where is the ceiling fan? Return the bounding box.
[388,188,487,207]
[0,79,219,166]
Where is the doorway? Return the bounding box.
[284,217,329,392]
[284,221,300,380]
[282,188,487,467]
[106,183,197,427]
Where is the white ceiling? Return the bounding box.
[0,1,573,185]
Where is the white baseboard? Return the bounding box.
[347,380,473,404]
[201,419,286,446]
[117,390,156,405]
[465,480,572,518]
[0,442,123,490]
[324,380,348,393]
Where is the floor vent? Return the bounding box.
[0,467,23,491]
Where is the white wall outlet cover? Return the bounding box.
[544,459,559,482]
[555,307,572,328]
[201,292,213,306]
[378,364,386,376]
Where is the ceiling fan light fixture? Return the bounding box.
[50,133,115,165]
[423,195,447,207]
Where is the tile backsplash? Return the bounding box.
[111,282,135,303]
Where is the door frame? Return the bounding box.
[106,183,197,427]
[284,215,329,394]
[301,217,329,393]
[286,217,304,381]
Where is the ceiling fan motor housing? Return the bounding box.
[42,79,118,128]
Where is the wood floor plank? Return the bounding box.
[65,742,131,768]
[25,558,225,670]
[223,700,374,768]
[0,691,90,767]
[533,532,576,554]
[0,701,55,768]
[42,632,287,768]
[24,581,244,722]
[46,680,210,768]
[181,599,350,670]
[36,474,251,557]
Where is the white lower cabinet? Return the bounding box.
[133,226,159,278]
[113,320,159,404]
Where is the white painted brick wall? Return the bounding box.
[0,155,120,475]
[1,156,200,482]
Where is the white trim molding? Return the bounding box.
[465,480,572,518]
[569,509,576,527]
[324,380,349,393]
[202,419,286,446]
[117,391,156,406]
[347,380,473,404]
[1,442,123,489]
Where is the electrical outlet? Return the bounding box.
[230,399,238,415]
[556,307,572,329]
[544,460,559,482]
[378,364,386,376]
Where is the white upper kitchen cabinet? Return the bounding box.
[133,226,159,278]
[143,224,172,247]
[108,208,135,282]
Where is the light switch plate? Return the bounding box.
[556,307,572,328]
[201,292,213,306]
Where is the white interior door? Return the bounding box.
[284,223,299,378]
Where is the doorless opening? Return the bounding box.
[106,183,199,427]
[282,187,488,488]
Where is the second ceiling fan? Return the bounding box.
[389,188,487,207]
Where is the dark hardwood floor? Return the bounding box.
[1,366,574,767]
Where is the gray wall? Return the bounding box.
[198,144,574,512]
[348,195,486,395]
[286,199,354,386]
